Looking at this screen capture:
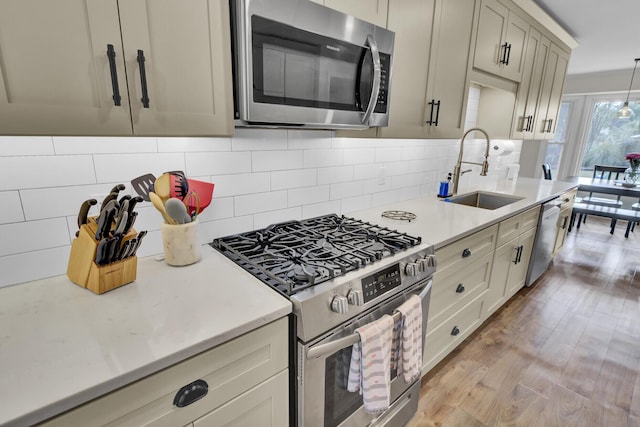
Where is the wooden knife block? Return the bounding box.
[66,216,137,294]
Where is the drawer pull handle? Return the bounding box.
[451,326,460,336]
[456,284,465,293]
[462,248,471,258]
[174,379,208,408]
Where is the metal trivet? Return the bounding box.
[381,210,417,222]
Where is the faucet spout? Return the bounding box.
[452,127,491,195]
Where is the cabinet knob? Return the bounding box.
[456,284,465,293]
[462,248,471,258]
[451,326,461,336]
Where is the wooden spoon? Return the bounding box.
[154,173,171,203]
[149,191,176,225]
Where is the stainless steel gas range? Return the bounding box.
[212,214,435,427]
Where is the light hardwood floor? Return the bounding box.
[408,216,640,427]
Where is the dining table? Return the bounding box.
[572,176,640,199]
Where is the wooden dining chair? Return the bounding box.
[541,164,552,180]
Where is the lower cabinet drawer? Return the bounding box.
[40,318,289,427]
[435,224,498,276]
[423,293,485,373]
[193,370,289,427]
[428,252,493,332]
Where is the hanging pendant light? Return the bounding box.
[618,58,640,119]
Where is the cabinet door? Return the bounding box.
[117,0,234,136]
[533,42,569,140]
[473,0,509,77]
[552,206,571,256]
[512,27,549,139]
[506,226,536,298]
[485,238,514,317]
[500,11,528,82]
[194,370,289,427]
[323,0,389,27]
[0,0,132,135]
[376,0,435,138]
[424,0,476,138]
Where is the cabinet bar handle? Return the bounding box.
[426,99,436,125]
[505,43,512,65]
[546,119,553,133]
[433,100,441,126]
[136,49,150,108]
[526,115,533,132]
[561,216,568,230]
[500,42,509,64]
[106,44,121,106]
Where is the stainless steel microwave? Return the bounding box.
[230,0,395,129]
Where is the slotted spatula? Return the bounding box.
[130,173,156,202]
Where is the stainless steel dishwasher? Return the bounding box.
[526,198,561,286]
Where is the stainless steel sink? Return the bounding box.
[445,191,524,210]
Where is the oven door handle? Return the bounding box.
[361,34,381,125]
[306,280,432,360]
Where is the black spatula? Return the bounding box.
[130,173,156,202]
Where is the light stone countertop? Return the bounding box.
[349,177,578,248]
[0,176,577,427]
[0,245,291,427]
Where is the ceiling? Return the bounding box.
[533,0,640,76]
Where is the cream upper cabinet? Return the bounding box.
[0,0,132,135]
[511,27,550,139]
[0,0,234,136]
[310,0,389,27]
[473,0,529,82]
[377,0,475,139]
[532,42,570,139]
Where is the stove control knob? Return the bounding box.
[347,289,364,306]
[426,254,437,268]
[405,262,419,277]
[417,258,429,271]
[331,296,349,314]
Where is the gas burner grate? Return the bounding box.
[381,210,417,222]
[210,214,421,296]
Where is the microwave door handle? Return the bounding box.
[361,35,382,125]
[306,280,432,360]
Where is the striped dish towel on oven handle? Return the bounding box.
[347,314,394,414]
[396,294,423,383]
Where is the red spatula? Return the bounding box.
[184,179,214,217]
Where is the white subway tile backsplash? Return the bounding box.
[288,185,330,207]
[362,178,392,194]
[343,148,375,165]
[341,195,372,214]
[402,146,426,160]
[210,172,270,197]
[232,128,288,151]
[235,190,288,216]
[353,164,379,180]
[287,130,333,149]
[21,184,114,221]
[157,137,232,152]
[94,153,186,184]
[0,191,25,224]
[381,161,409,176]
[201,215,254,240]
[0,136,55,156]
[196,197,234,221]
[330,181,364,200]
[391,173,424,189]
[302,200,341,218]
[303,149,343,168]
[53,137,157,154]
[271,169,317,190]
[0,155,96,191]
[0,246,70,288]
[0,218,70,257]
[371,190,399,207]
[254,207,302,228]
[187,151,251,176]
[252,150,304,171]
[317,166,354,184]
[375,147,402,163]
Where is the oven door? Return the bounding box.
[298,279,431,427]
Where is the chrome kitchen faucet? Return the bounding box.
[452,127,491,195]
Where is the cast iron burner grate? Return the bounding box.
[381,210,417,222]
[210,214,421,296]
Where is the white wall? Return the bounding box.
[0,130,521,288]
